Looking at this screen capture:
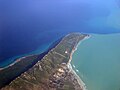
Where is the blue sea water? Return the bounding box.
[0,0,120,67]
[71,34,120,90]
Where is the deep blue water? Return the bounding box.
[0,0,120,67]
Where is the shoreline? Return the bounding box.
[0,33,90,90]
[0,54,35,71]
[0,37,63,71]
[67,34,90,90]
[68,63,87,90]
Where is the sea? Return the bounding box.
[71,34,120,90]
[0,0,120,89]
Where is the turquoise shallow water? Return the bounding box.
[71,34,120,90]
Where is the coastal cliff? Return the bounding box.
[1,33,88,90]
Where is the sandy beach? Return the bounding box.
[67,34,90,90]
[68,63,87,90]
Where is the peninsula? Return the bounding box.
[1,33,89,90]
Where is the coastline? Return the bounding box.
[0,37,62,89]
[67,34,90,90]
[0,37,63,71]
[0,33,90,90]
[0,55,35,71]
[68,63,86,90]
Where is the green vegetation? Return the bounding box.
[1,33,88,90]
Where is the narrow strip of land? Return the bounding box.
[1,33,89,90]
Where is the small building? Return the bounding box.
[58,68,64,73]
